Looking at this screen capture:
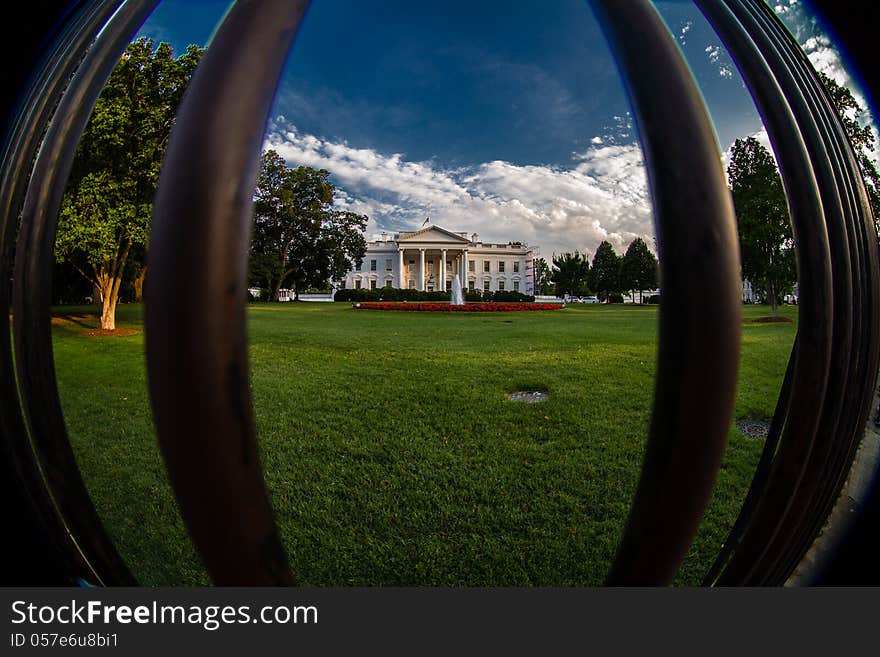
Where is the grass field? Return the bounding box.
[50,302,797,586]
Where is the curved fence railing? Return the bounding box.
[0,0,877,586]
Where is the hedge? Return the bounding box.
[334,287,535,303]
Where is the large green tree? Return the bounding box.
[818,71,880,231]
[589,241,622,301]
[56,38,202,329]
[250,150,367,300]
[620,237,658,303]
[728,136,796,316]
[533,257,554,295]
[551,251,590,298]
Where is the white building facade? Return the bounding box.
[342,225,537,295]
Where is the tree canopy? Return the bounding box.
[818,71,880,231]
[250,150,368,299]
[550,252,590,298]
[620,237,658,302]
[589,241,622,300]
[56,38,202,329]
[728,136,796,315]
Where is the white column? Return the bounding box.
[461,250,468,288]
[440,249,447,292]
[398,248,405,288]
[418,248,425,291]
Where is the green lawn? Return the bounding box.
[50,302,797,586]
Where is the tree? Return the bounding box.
[818,71,880,231]
[589,241,622,301]
[250,150,367,299]
[56,38,202,329]
[620,237,658,303]
[728,136,796,316]
[533,257,554,295]
[550,252,590,298]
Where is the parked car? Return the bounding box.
[582,296,600,304]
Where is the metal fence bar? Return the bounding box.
[693,0,836,586]
[588,0,742,586]
[8,0,160,586]
[743,0,880,584]
[145,0,311,585]
[0,0,122,585]
[719,0,875,585]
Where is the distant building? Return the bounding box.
[341,224,537,295]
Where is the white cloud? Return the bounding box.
[264,121,654,258]
[679,21,693,45]
[772,1,877,166]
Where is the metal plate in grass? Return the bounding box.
[736,419,770,440]
[507,391,548,403]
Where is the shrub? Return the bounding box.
[607,292,624,304]
[336,287,506,302]
[647,294,661,304]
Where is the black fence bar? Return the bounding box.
[743,0,863,585]
[694,0,837,586]
[0,0,122,585]
[588,0,742,586]
[731,0,876,585]
[4,0,159,586]
[744,0,880,584]
[145,0,311,585]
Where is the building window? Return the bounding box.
[483,280,490,292]
[483,261,490,272]
[499,280,505,291]
[385,259,392,271]
[469,260,475,272]
[447,260,453,269]
[385,280,392,288]
[468,280,475,291]
[428,261,434,273]
[355,280,362,289]
[499,261,506,273]
[370,259,377,271]
[514,280,520,292]
[513,261,520,273]
[370,280,377,289]
[408,279,415,289]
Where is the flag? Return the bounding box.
[422,217,430,226]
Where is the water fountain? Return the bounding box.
[450,273,465,306]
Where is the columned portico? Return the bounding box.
[440,249,447,292]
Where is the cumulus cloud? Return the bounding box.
[772,1,878,165]
[679,21,693,45]
[264,121,654,258]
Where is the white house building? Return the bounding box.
[342,225,537,295]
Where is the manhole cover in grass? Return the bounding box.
[507,391,548,403]
[736,419,770,440]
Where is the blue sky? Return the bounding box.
[137,0,873,258]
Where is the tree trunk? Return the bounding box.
[96,273,118,330]
[100,288,118,330]
[133,266,147,303]
[767,281,778,317]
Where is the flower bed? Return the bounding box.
[353,302,563,312]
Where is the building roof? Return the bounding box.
[396,225,471,244]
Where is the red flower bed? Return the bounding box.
[353,302,563,312]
